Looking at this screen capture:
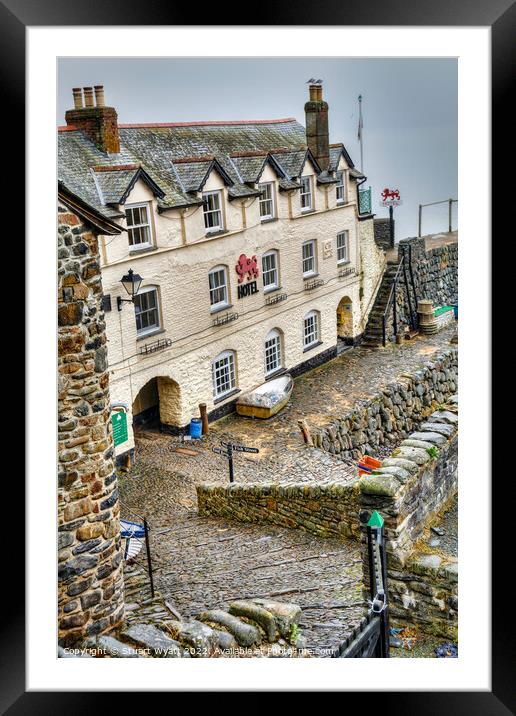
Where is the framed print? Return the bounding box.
[5,0,512,707]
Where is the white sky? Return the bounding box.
[58,57,457,241]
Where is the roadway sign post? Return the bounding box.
[214,441,260,483]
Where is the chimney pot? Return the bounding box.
[94,85,105,107]
[64,84,120,154]
[83,87,94,108]
[309,84,318,102]
[72,87,83,110]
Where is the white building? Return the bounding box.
[58,83,385,460]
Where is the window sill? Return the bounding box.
[263,285,282,295]
[265,367,287,381]
[213,388,241,405]
[210,303,233,315]
[205,229,227,238]
[129,245,157,256]
[136,328,165,342]
[303,340,323,354]
[260,217,278,224]
[303,272,319,280]
[337,260,351,267]
[300,208,315,215]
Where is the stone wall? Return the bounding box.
[386,236,458,340]
[359,403,458,639]
[197,481,361,540]
[58,201,124,646]
[399,236,458,308]
[312,348,458,459]
[373,217,394,251]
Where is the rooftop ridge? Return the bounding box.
[172,155,215,164]
[93,164,139,172]
[58,117,298,132]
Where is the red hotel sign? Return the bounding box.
[235,254,260,299]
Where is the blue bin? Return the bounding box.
[189,418,202,439]
[452,304,458,320]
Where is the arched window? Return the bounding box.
[264,329,282,375]
[208,265,229,310]
[303,310,320,348]
[262,250,279,291]
[212,350,237,398]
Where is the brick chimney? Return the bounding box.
[304,82,329,171]
[65,85,120,154]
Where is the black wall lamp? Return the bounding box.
[117,268,143,311]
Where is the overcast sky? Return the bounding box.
[58,58,457,241]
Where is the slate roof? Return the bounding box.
[58,118,356,221]
[329,143,355,173]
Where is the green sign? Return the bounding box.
[111,411,128,446]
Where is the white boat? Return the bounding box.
[236,375,293,419]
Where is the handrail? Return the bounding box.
[381,257,405,346]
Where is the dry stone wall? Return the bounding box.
[385,237,458,341]
[58,201,124,646]
[197,481,361,540]
[399,236,458,308]
[359,401,458,639]
[312,348,457,459]
[373,217,394,251]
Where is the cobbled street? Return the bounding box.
[119,323,457,655]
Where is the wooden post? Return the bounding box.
[448,198,453,233]
[298,419,313,446]
[418,204,422,237]
[199,403,209,435]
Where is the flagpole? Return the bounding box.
[358,94,364,175]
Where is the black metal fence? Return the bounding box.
[332,510,390,658]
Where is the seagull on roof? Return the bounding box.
[315,79,323,84]
[306,78,316,84]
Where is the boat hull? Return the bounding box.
[236,376,293,419]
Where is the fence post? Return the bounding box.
[448,198,453,233]
[418,204,422,237]
[367,511,390,658]
[143,517,155,598]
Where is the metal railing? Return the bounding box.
[381,257,405,347]
[380,248,419,347]
[418,198,457,237]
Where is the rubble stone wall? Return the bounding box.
[58,201,124,646]
[373,217,394,251]
[359,404,458,639]
[197,481,361,540]
[312,348,457,459]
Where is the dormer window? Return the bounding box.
[336,171,346,204]
[300,176,313,212]
[258,182,275,220]
[125,203,153,249]
[202,190,223,233]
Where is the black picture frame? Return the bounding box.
[8,0,511,708]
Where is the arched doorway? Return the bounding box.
[336,296,354,349]
[132,376,182,430]
[132,377,159,428]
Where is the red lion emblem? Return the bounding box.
[235,254,259,283]
[381,188,400,201]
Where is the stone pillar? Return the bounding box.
[58,201,124,647]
